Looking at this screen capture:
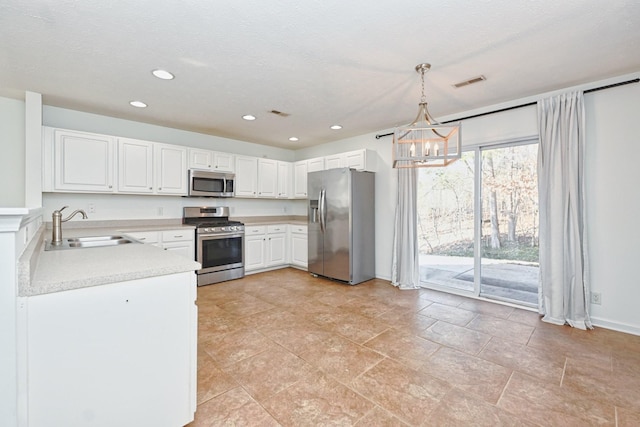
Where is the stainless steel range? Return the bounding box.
[183,206,244,286]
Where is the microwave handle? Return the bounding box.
[223,177,227,194]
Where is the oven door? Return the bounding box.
[197,232,244,274]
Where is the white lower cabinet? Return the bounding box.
[290,224,308,269]
[125,229,194,260]
[244,224,307,273]
[244,224,288,273]
[17,272,197,427]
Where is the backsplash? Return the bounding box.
[42,193,307,221]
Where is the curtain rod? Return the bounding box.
[374,77,639,139]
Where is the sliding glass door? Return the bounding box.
[418,139,539,307]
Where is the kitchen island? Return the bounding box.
[17,225,200,427]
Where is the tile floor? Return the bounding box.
[187,268,640,426]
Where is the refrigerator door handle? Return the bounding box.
[319,188,326,233]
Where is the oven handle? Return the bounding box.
[198,232,244,240]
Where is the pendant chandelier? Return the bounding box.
[393,63,461,168]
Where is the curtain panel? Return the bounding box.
[391,167,420,289]
[537,91,592,329]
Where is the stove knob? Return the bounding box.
[230,226,236,231]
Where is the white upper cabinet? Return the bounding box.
[44,127,116,193]
[324,154,343,170]
[188,148,235,172]
[234,155,258,197]
[155,143,188,195]
[293,161,308,198]
[307,157,325,172]
[277,161,291,199]
[323,149,377,172]
[118,138,154,193]
[118,139,187,195]
[257,158,277,198]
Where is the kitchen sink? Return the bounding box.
[45,235,140,251]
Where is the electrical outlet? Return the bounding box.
[591,292,602,305]
[157,207,163,216]
[88,203,96,214]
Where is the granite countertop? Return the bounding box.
[19,223,200,297]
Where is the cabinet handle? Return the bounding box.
[159,187,162,190]
[174,235,183,238]
[149,187,152,190]
[109,185,112,189]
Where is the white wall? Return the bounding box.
[585,82,640,333]
[0,97,26,207]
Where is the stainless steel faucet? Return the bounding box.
[51,206,88,246]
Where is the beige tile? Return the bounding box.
[364,328,440,371]
[217,293,277,317]
[528,326,612,369]
[196,349,238,405]
[198,310,247,344]
[478,337,565,384]
[563,356,640,413]
[223,347,315,401]
[299,334,384,383]
[419,321,491,355]
[375,308,437,333]
[337,297,395,319]
[419,302,477,326]
[351,357,451,425]
[419,347,512,404]
[507,307,544,326]
[188,386,280,427]
[201,327,276,367]
[238,307,299,329]
[618,406,640,427]
[458,299,514,319]
[466,314,534,345]
[264,370,373,426]
[259,321,334,355]
[429,388,536,426]
[354,405,410,426]
[498,371,615,426]
[420,289,468,306]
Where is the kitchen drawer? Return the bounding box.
[162,229,193,242]
[267,224,286,234]
[245,225,266,235]
[126,231,159,244]
[290,225,307,234]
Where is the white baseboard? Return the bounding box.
[590,316,640,336]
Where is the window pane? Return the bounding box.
[417,152,475,292]
[480,144,539,306]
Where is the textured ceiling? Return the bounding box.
[1,0,639,149]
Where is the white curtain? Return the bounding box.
[391,167,420,289]
[537,91,592,329]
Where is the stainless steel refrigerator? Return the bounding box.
[308,168,375,284]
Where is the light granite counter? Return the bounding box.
[19,222,200,297]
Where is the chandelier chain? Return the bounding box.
[420,68,426,103]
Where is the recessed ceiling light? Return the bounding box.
[129,101,147,108]
[152,69,175,80]
[289,137,299,142]
[242,114,256,121]
[330,125,343,130]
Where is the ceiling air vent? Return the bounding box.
[453,75,486,88]
[269,110,290,117]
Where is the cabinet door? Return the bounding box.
[293,161,308,198]
[235,155,258,197]
[213,152,235,172]
[291,233,308,268]
[257,158,277,198]
[324,154,343,170]
[188,148,213,170]
[53,129,115,192]
[277,161,291,198]
[344,149,366,170]
[266,233,287,266]
[118,138,154,193]
[163,242,194,260]
[307,157,325,172]
[244,234,266,271]
[155,144,187,195]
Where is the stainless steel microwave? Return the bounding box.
[188,170,235,197]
